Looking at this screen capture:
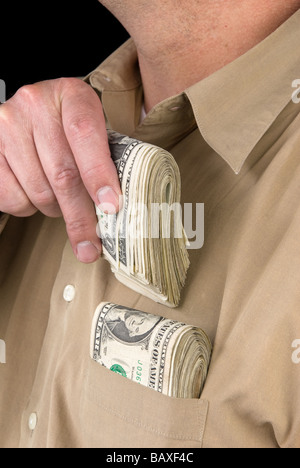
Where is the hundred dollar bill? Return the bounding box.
[96,131,190,308]
[91,302,212,399]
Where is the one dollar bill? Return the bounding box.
[91,302,212,399]
[96,131,190,308]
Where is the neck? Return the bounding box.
[100,0,300,112]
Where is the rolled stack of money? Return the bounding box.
[96,131,190,308]
[91,303,212,399]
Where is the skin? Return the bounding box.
[0,0,299,263]
[99,0,300,111]
[0,79,121,263]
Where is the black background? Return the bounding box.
[1,0,129,98]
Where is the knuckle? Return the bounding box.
[14,83,42,107]
[57,76,83,91]
[0,104,18,150]
[14,204,37,217]
[3,195,35,217]
[1,84,45,135]
[58,77,92,99]
[81,160,109,181]
[32,187,56,208]
[67,114,98,142]
[0,102,11,128]
[52,166,81,193]
[66,216,90,237]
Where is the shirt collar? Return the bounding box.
[88,40,143,136]
[185,9,300,173]
[88,10,300,173]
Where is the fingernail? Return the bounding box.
[97,186,120,214]
[76,241,101,263]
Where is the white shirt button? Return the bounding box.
[63,285,76,303]
[28,413,38,431]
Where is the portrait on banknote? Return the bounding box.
[104,305,162,343]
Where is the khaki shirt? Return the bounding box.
[1,11,300,448]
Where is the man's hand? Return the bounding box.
[0,78,121,263]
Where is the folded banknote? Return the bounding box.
[96,131,190,308]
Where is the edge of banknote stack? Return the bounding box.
[97,131,190,308]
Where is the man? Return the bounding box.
[0,0,300,448]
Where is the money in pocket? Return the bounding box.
[90,302,212,399]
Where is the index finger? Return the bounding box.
[60,78,122,214]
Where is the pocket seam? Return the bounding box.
[87,383,209,443]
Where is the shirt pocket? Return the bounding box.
[80,359,209,448]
